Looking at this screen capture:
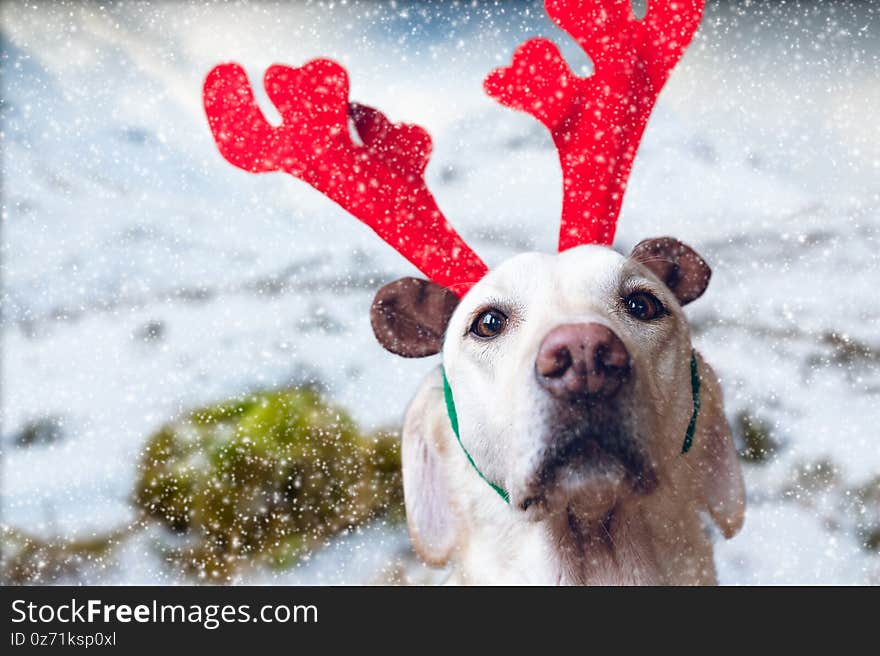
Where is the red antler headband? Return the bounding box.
[203,0,705,296]
[486,0,705,249]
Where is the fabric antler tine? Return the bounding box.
[642,0,707,79]
[204,60,488,296]
[484,0,706,250]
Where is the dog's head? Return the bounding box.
[372,237,745,565]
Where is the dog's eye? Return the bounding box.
[624,291,666,321]
[470,309,508,339]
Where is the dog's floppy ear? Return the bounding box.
[693,354,746,539]
[371,277,460,357]
[401,369,459,565]
[631,237,711,305]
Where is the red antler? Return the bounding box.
[485,0,705,249]
[203,59,488,296]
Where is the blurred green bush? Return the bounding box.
[135,387,403,579]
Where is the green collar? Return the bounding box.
[441,350,701,505]
[681,350,701,454]
[442,370,510,504]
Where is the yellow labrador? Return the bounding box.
[371,237,745,585]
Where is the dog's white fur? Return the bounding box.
[401,245,745,585]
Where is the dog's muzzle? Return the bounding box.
[442,337,701,508]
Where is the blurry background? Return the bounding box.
[1,0,878,584]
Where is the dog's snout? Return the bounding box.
[535,323,630,400]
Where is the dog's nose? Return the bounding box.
[535,323,631,400]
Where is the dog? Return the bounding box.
[371,237,745,585]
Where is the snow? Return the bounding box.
[2,1,878,584]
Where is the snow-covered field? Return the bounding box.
[2,0,878,584]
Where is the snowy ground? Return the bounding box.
[2,0,879,584]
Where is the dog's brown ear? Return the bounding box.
[631,237,711,305]
[402,370,460,565]
[692,354,746,539]
[371,277,460,357]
